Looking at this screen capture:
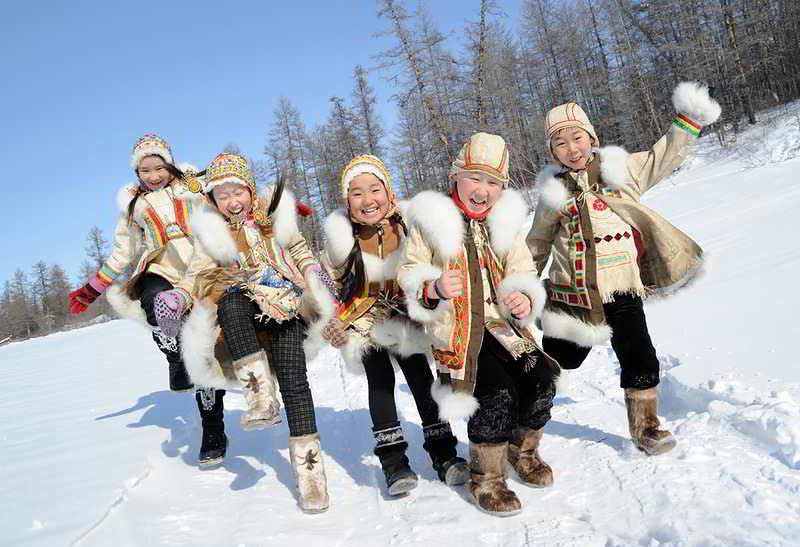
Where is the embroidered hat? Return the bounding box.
[544,102,600,157]
[131,134,174,170]
[204,153,256,197]
[340,154,394,200]
[449,132,510,185]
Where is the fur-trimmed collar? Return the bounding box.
[190,187,302,265]
[536,146,631,210]
[405,188,529,260]
[323,201,409,283]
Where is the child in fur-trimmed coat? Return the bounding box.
[67,134,228,467]
[397,133,560,517]
[307,154,469,496]
[528,82,721,456]
[179,153,329,513]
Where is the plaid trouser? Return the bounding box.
[217,290,317,436]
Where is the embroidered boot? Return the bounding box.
[233,350,281,430]
[508,427,553,487]
[373,425,418,496]
[288,433,330,513]
[152,327,193,392]
[469,442,522,517]
[624,387,676,455]
[423,422,469,486]
[196,388,227,467]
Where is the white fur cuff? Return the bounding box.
[496,272,547,327]
[399,263,447,323]
[672,81,722,126]
[431,380,479,421]
[541,309,611,347]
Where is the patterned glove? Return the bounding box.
[154,288,192,338]
[68,284,101,315]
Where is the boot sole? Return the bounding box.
[635,435,677,456]
[241,416,282,431]
[300,504,330,514]
[170,386,195,393]
[198,455,225,468]
[444,463,470,486]
[470,493,523,517]
[387,477,418,496]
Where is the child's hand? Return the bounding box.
[67,284,100,315]
[322,318,348,348]
[426,270,464,300]
[502,291,531,319]
[154,288,191,338]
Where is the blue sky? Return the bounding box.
[0,0,520,286]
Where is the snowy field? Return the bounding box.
[3,108,800,546]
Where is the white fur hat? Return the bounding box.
[340,154,394,200]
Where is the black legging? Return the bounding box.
[362,348,440,431]
[543,293,660,390]
[217,290,317,436]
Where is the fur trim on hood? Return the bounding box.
[323,201,409,283]
[190,206,240,265]
[672,81,722,126]
[187,188,303,266]
[405,189,530,261]
[535,146,632,210]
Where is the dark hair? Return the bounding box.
[337,212,407,302]
[128,155,185,220]
[267,172,285,216]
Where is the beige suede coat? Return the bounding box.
[396,189,551,413]
[528,123,705,346]
[104,179,206,298]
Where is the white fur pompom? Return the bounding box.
[431,380,479,421]
[672,81,722,126]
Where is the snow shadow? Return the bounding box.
[546,419,628,452]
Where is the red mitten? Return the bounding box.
[68,284,101,315]
[296,202,313,217]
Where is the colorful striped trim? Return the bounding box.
[673,114,701,137]
[92,263,121,290]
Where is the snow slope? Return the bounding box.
[2,109,800,546]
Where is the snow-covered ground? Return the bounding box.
[3,108,800,546]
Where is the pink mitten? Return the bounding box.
[154,288,191,338]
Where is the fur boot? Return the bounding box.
[469,442,522,517]
[288,433,330,513]
[624,387,676,455]
[507,427,553,487]
[374,425,418,496]
[232,350,281,430]
[196,388,227,467]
